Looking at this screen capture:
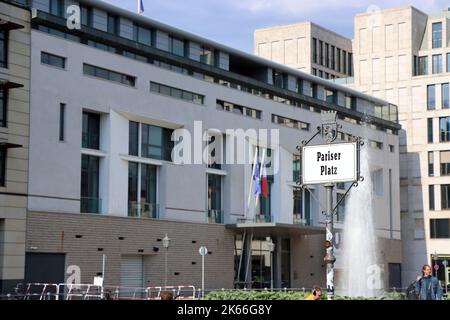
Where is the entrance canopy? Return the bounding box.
[226,222,325,237]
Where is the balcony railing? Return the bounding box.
[293,214,311,226]
[254,214,273,223]
[128,202,159,219]
[206,209,224,224]
[80,197,102,214]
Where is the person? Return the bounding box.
[160,291,174,300]
[415,264,443,300]
[305,286,322,300]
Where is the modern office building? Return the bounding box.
[255,5,450,287]
[255,22,353,80]
[16,0,401,291]
[0,0,31,293]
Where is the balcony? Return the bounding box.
[206,209,224,224]
[128,202,159,219]
[80,197,102,214]
[293,214,311,226]
[254,214,273,223]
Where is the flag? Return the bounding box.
[261,164,268,199]
[138,0,145,15]
[253,150,261,198]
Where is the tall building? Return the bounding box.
[255,6,450,287]
[0,0,401,292]
[0,0,31,293]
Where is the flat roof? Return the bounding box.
[226,222,326,236]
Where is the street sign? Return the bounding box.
[199,246,208,256]
[434,264,440,271]
[302,142,358,185]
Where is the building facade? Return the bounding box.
[0,0,31,294]
[8,0,403,292]
[255,5,450,288]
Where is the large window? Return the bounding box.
[0,89,6,127]
[0,31,7,68]
[128,162,158,219]
[141,123,174,161]
[432,54,442,74]
[427,85,436,110]
[83,64,136,87]
[129,121,139,156]
[82,111,100,150]
[41,52,66,69]
[319,41,324,66]
[80,154,100,213]
[207,174,222,223]
[418,56,428,75]
[0,147,5,187]
[150,81,204,105]
[428,118,434,143]
[443,83,450,109]
[133,24,152,46]
[440,151,450,175]
[432,22,442,49]
[169,36,185,57]
[80,5,93,27]
[429,185,435,210]
[49,0,64,17]
[440,117,450,142]
[441,184,450,209]
[293,188,310,226]
[293,155,301,182]
[312,38,317,64]
[430,219,450,239]
[325,89,337,104]
[107,14,119,35]
[200,46,214,65]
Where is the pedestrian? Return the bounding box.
[305,286,322,300]
[415,264,443,300]
[160,291,174,300]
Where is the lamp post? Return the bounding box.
[162,233,171,287]
[266,237,275,291]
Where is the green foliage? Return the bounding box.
[204,290,310,300]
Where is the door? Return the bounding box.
[120,255,144,298]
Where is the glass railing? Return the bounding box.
[293,214,311,226]
[128,202,159,219]
[206,209,224,224]
[254,214,273,223]
[80,197,102,214]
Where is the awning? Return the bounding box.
[0,141,22,149]
[0,79,24,89]
[0,19,24,31]
[226,222,325,237]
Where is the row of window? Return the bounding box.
[83,64,136,87]
[216,100,261,120]
[272,114,310,131]
[414,53,450,76]
[36,25,398,133]
[312,38,353,76]
[150,81,204,105]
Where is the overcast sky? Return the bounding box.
[104,0,449,53]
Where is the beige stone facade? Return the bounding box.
[0,1,30,293]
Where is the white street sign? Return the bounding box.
[199,246,208,256]
[302,142,358,185]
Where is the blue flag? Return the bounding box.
[253,157,261,198]
[138,0,145,14]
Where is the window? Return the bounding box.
[150,82,204,105]
[49,0,64,17]
[140,164,157,213]
[0,89,6,127]
[207,174,222,223]
[418,56,428,75]
[428,118,434,143]
[325,89,337,104]
[80,5,93,26]
[0,147,5,187]
[348,53,353,76]
[319,40,323,65]
[216,100,261,119]
[432,54,442,74]
[107,14,119,35]
[293,188,311,226]
[429,185,435,211]
[82,111,100,150]
[336,193,346,223]
[141,123,174,161]
[447,53,450,73]
[83,64,136,87]
[345,95,357,110]
[41,52,66,69]
[80,154,100,213]
[200,46,214,65]
[325,43,329,68]
[133,24,152,46]
[442,83,450,109]
[343,50,347,74]
[312,84,318,98]
[273,72,285,89]
[428,151,434,176]
[272,114,310,131]
[441,184,450,209]
[336,48,341,73]
[440,117,450,142]
[296,79,303,95]
[428,85,436,110]
[430,219,450,239]
[0,31,7,68]
[331,46,335,70]
[371,169,383,196]
[432,22,442,49]
[293,155,301,182]
[59,103,65,142]
[440,151,450,175]
[129,121,139,156]
[169,36,185,57]
[312,38,317,64]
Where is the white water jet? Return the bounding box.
[338,140,383,297]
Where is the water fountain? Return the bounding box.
[338,138,383,298]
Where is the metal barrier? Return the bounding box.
[13,283,60,300]
[58,284,103,300]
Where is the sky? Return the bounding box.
[104,0,449,53]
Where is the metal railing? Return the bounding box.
[293,214,310,226]
[206,209,224,224]
[128,202,159,219]
[80,197,102,214]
